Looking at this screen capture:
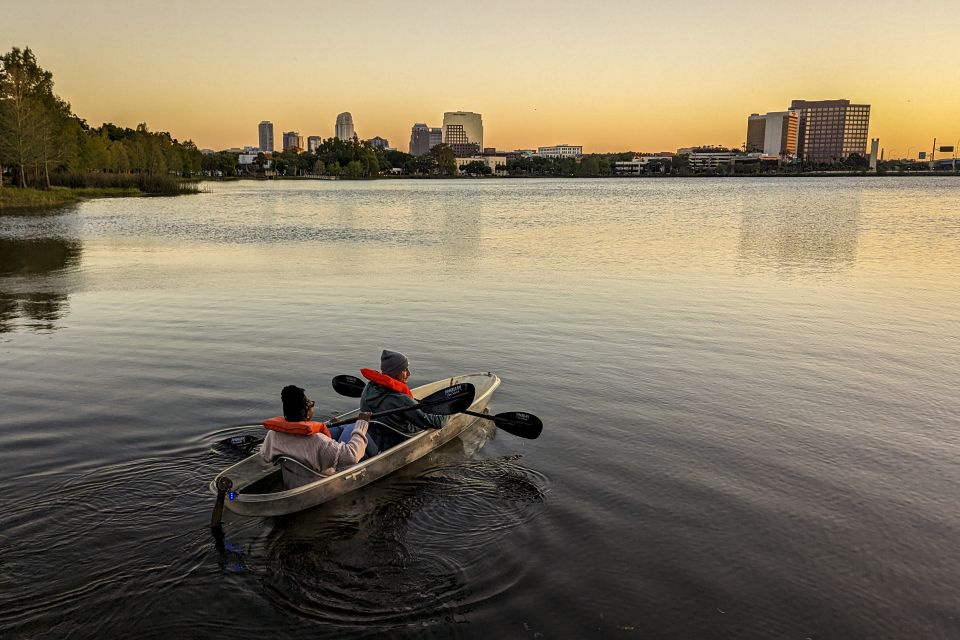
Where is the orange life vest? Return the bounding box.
[262,416,332,437]
[360,368,414,397]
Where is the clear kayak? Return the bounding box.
[209,372,501,517]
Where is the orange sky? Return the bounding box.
[3,0,959,158]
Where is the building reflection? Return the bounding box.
[737,186,861,275]
[0,237,82,333]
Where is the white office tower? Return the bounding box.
[442,111,483,152]
[335,112,355,140]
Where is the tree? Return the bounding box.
[343,160,365,179]
[383,149,411,171]
[577,156,600,177]
[0,47,59,187]
[430,144,457,176]
[460,160,491,176]
[362,148,379,177]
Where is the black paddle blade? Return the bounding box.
[217,434,262,454]
[332,374,365,398]
[492,411,543,439]
[418,382,476,415]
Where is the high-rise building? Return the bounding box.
[789,99,870,163]
[409,123,431,155]
[282,131,304,152]
[745,111,798,156]
[367,136,389,149]
[258,121,274,152]
[429,127,442,150]
[307,136,322,153]
[335,112,355,140]
[442,111,483,155]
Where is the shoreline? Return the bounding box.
[0,185,197,211]
[221,171,960,181]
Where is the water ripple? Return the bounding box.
[251,454,549,631]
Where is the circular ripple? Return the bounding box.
[0,452,219,637]
[252,454,550,630]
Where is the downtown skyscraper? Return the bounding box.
[335,112,355,140]
[442,111,483,157]
[258,121,274,152]
[409,123,431,155]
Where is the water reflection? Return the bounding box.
[0,237,82,333]
[737,185,861,275]
[438,195,482,274]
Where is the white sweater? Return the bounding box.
[260,420,369,487]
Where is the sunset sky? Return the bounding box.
[3,0,959,157]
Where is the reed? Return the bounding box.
[47,173,199,195]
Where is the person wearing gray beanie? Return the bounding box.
[358,348,445,450]
[380,349,410,380]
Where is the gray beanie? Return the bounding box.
[381,349,409,377]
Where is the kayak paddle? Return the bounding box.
[331,374,542,439]
[326,381,475,428]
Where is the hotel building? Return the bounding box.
[746,111,798,157]
[789,99,871,163]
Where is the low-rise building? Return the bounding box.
[456,155,507,175]
[537,144,582,158]
[614,155,674,175]
[684,150,741,169]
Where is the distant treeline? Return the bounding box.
[223,145,641,178]
[0,47,198,192]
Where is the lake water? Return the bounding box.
[1,178,958,638]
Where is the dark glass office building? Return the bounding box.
[790,99,870,163]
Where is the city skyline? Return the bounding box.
[3,0,958,157]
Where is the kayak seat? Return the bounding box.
[368,420,414,440]
[274,455,324,490]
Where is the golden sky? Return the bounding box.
[3,0,959,157]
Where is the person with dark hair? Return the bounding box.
[260,385,376,488]
[358,350,447,450]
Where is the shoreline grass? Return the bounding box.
[1,175,199,211]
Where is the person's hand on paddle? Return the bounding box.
[357,411,372,423]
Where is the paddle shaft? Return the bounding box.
[331,374,542,439]
[326,382,474,428]
[327,403,431,428]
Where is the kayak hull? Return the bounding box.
[209,372,501,517]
